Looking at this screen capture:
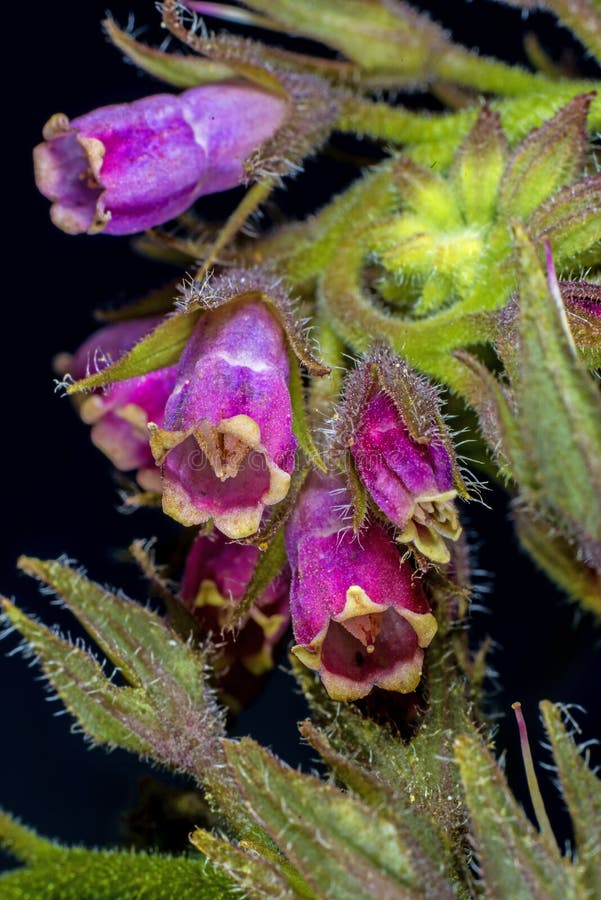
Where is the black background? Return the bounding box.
[4,0,601,867]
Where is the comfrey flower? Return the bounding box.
[286,473,437,702]
[335,347,463,563]
[33,83,288,235]
[149,300,296,538]
[58,318,177,490]
[181,532,290,707]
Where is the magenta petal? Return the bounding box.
[180,532,291,695]
[66,318,176,476]
[286,473,437,701]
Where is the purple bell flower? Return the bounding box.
[60,318,177,490]
[286,473,437,702]
[149,300,297,538]
[181,532,290,708]
[34,83,288,235]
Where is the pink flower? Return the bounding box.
[34,84,288,235]
[61,318,177,489]
[181,532,290,707]
[150,301,296,538]
[286,474,437,702]
[337,349,462,563]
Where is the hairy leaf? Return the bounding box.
[455,733,576,898]
[540,701,601,895]
[67,313,197,394]
[223,736,446,898]
[2,559,262,840]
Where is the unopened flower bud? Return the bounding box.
[337,349,462,563]
[34,84,288,235]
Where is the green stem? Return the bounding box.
[433,45,554,96]
[337,81,601,161]
[309,318,346,422]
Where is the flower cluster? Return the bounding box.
[40,56,464,703]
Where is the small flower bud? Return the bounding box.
[181,532,290,708]
[60,319,177,489]
[34,84,288,235]
[150,300,297,538]
[286,473,437,702]
[335,348,462,563]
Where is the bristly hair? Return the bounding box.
[160,0,341,182]
[331,342,468,498]
[177,265,330,375]
[332,342,445,453]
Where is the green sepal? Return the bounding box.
[288,350,326,471]
[233,0,449,84]
[104,18,236,87]
[455,732,576,899]
[539,701,601,896]
[393,157,461,230]
[528,173,601,267]
[450,105,507,226]
[66,312,198,394]
[0,811,237,900]
[94,280,180,323]
[512,223,601,564]
[497,93,593,221]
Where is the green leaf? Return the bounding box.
[513,506,601,615]
[0,808,236,898]
[0,811,61,867]
[512,223,601,564]
[498,93,593,220]
[2,558,261,840]
[105,18,236,87]
[223,736,445,899]
[455,733,577,899]
[0,840,235,899]
[0,598,154,755]
[67,312,198,394]
[540,701,601,895]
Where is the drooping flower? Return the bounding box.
[59,318,177,490]
[181,531,290,708]
[335,347,462,563]
[149,300,296,539]
[33,83,288,235]
[286,473,437,702]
